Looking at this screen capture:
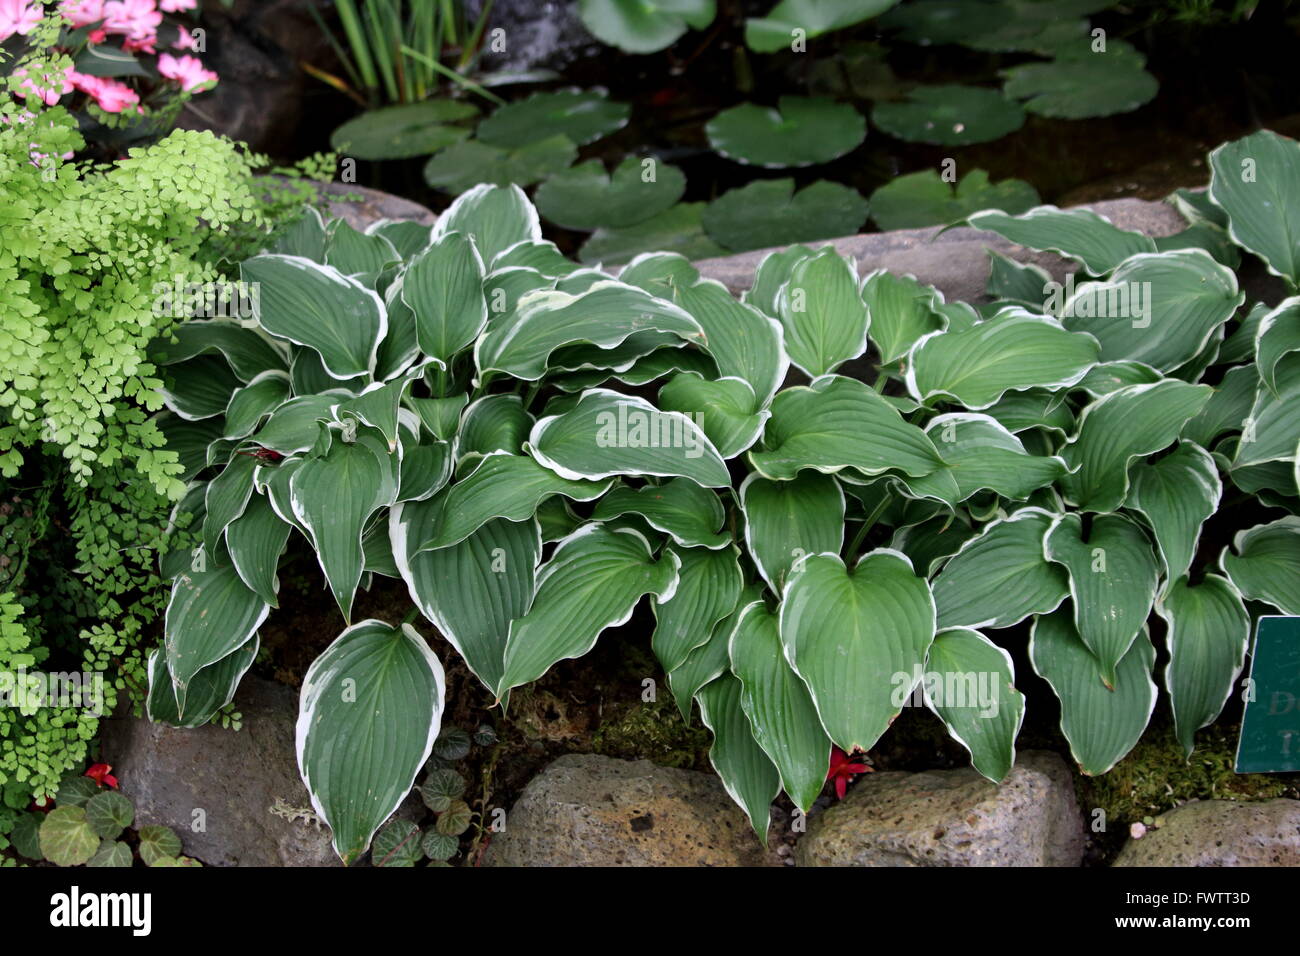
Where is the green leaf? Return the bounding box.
[423,135,577,193]
[11,812,42,860]
[780,550,936,752]
[160,354,243,421]
[1255,298,1300,395]
[966,206,1156,276]
[658,373,768,459]
[252,395,337,456]
[1059,380,1213,512]
[651,545,743,673]
[372,819,422,866]
[137,825,182,866]
[903,413,1067,505]
[433,183,542,266]
[73,43,149,77]
[153,319,288,383]
[728,601,832,812]
[1182,364,1257,448]
[40,807,100,866]
[84,791,134,840]
[750,375,944,481]
[705,96,866,167]
[671,277,788,407]
[325,221,400,279]
[906,309,1101,409]
[984,388,1074,436]
[87,841,134,868]
[1030,610,1156,776]
[478,90,630,148]
[1233,365,1300,469]
[147,638,259,729]
[536,157,687,230]
[580,202,727,265]
[422,830,459,861]
[579,0,716,52]
[401,231,488,366]
[869,169,1039,232]
[1044,512,1160,688]
[740,472,844,592]
[1208,129,1300,286]
[527,389,731,487]
[859,270,945,364]
[223,372,292,441]
[54,775,102,808]
[241,255,386,379]
[776,246,869,377]
[330,100,477,160]
[593,478,729,548]
[702,179,869,252]
[872,84,1024,145]
[227,495,293,607]
[924,628,1025,783]
[436,800,473,836]
[203,452,258,547]
[1126,441,1222,587]
[746,0,900,52]
[297,620,445,865]
[1220,517,1300,615]
[499,525,680,693]
[931,507,1069,629]
[667,583,764,719]
[1001,54,1157,119]
[1157,575,1249,758]
[696,674,780,838]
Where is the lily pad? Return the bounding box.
[1002,52,1158,119]
[423,136,577,193]
[476,89,630,148]
[330,100,478,160]
[579,202,727,265]
[871,85,1025,145]
[870,168,1039,231]
[746,0,901,53]
[706,96,866,168]
[579,0,716,53]
[703,179,869,252]
[535,157,687,230]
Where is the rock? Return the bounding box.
[1113,799,1300,867]
[321,181,437,230]
[99,676,340,867]
[795,751,1084,867]
[481,754,783,866]
[469,0,603,75]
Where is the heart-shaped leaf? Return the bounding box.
[869,169,1039,231]
[330,100,477,160]
[776,246,870,377]
[477,89,630,148]
[579,0,717,53]
[706,96,866,167]
[872,84,1024,145]
[1209,130,1300,286]
[1220,517,1300,615]
[652,545,743,672]
[740,471,845,592]
[702,178,869,252]
[536,157,687,230]
[423,135,577,193]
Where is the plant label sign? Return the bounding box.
[1236,616,1300,773]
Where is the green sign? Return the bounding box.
[1236,616,1300,773]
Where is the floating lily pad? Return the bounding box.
[423,135,577,193]
[706,96,866,168]
[579,0,716,53]
[579,202,727,265]
[703,179,869,252]
[882,0,1109,48]
[872,84,1025,145]
[476,89,630,148]
[870,168,1039,231]
[330,100,478,160]
[746,0,900,53]
[534,157,687,230]
[1001,52,1158,119]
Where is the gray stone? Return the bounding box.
[482,754,783,866]
[795,751,1084,867]
[322,181,437,230]
[99,676,340,867]
[1113,799,1300,867]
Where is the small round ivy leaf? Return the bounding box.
[869,168,1040,231]
[1001,56,1158,119]
[87,841,134,868]
[149,855,202,867]
[703,178,869,252]
[137,824,183,866]
[54,774,101,808]
[40,807,100,866]
[473,722,499,747]
[705,96,866,167]
[330,100,478,160]
[433,726,473,762]
[871,85,1025,145]
[420,769,467,813]
[535,157,687,231]
[477,89,631,148]
[371,819,422,867]
[579,202,727,265]
[423,136,576,193]
[421,829,459,861]
[435,799,473,837]
[85,790,134,840]
[12,811,44,860]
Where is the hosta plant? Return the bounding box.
[152,129,1300,862]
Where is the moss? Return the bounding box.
[591,694,712,770]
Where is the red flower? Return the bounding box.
[85,763,119,789]
[826,746,871,800]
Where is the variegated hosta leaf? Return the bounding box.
[153,319,288,382]
[749,375,943,481]
[1157,575,1249,758]
[409,394,468,442]
[1074,360,1163,397]
[526,389,731,487]
[667,582,764,719]
[251,395,338,456]
[924,628,1025,783]
[416,452,610,551]
[227,494,293,607]
[890,512,976,577]
[1233,359,1300,468]
[1254,298,1300,395]
[652,545,743,673]
[240,255,386,379]
[1059,380,1213,512]
[739,471,844,592]
[203,452,257,547]
[475,281,704,382]
[696,674,781,840]
[161,355,242,421]
[984,389,1074,436]
[1044,512,1159,689]
[902,413,1067,505]
[859,269,945,366]
[396,436,452,503]
[728,600,832,812]
[431,183,541,266]
[593,478,730,549]
[930,507,1068,630]
[1030,610,1157,776]
[744,244,815,317]
[165,559,269,715]
[1125,441,1222,588]
[457,394,533,458]
[966,205,1155,276]
[1061,250,1243,372]
[1220,516,1300,614]
[400,231,488,366]
[499,524,680,694]
[775,247,868,378]
[1208,129,1300,286]
[672,277,788,408]
[780,550,936,753]
[147,637,259,728]
[658,373,769,459]
[297,620,445,864]
[1181,364,1256,448]
[223,372,292,441]
[339,376,411,452]
[906,308,1101,409]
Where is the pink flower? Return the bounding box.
[171,26,194,50]
[103,0,161,45]
[156,52,216,92]
[12,66,74,106]
[59,0,106,28]
[0,0,43,43]
[160,0,196,11]
[68,69,140,113]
